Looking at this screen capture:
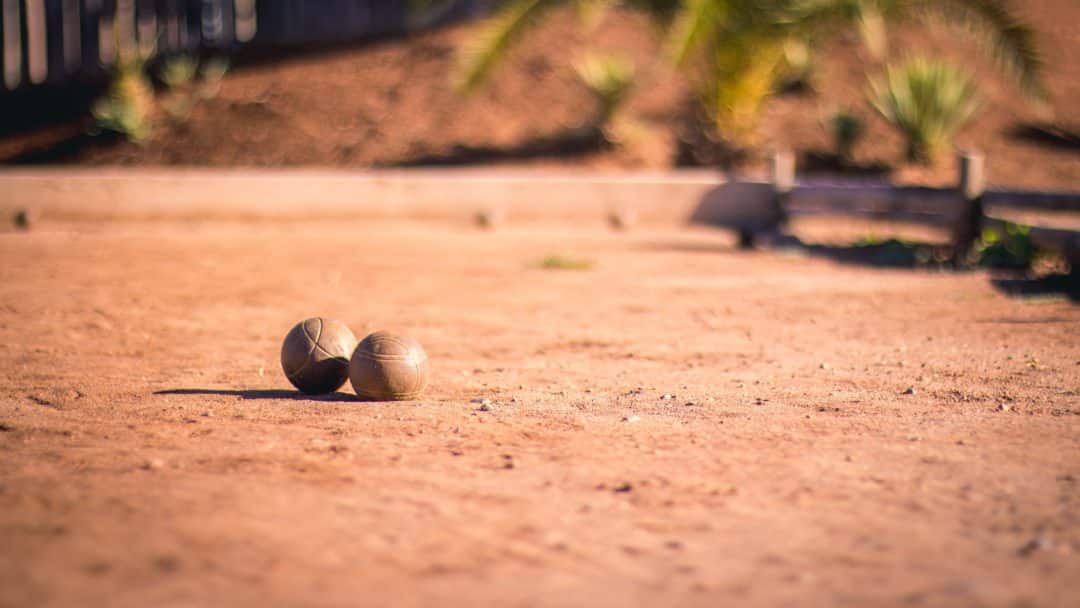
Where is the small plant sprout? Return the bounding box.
[91,48,156,143]
[869,57,981,164]
[574,52,635,126]
[777,38,815,92]
[158,55,198,89]
[198,57,230,98]
[828,108,864,162]
[200,57,230,83]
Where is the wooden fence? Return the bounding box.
[0,0,494,91]
[692,151,1080,265]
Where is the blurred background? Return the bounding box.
[0,0,1076,190]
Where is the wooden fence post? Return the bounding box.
[954,150,986,261]
[740,150,793,249]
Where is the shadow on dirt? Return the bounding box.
[382,125,608,167]
[647,233,1078,301]
[154,388,357,402]
[990,272,1080,302]
[641,235,952,267]
[1009,122,1080,151]
[0,86,101,140]
[797,150,892,177]
[770,234,955,268]
[4,128,119,164]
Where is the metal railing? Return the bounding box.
[1,0,493,91]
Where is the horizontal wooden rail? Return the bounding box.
[691,182,962,230]
[787,206,949,227]
[0,167,721,223]
[788,184,962,227]
[983,190,1080,212]
[691,151,1080,265]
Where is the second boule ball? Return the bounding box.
[281,317,358,394]
[349,331,429,401]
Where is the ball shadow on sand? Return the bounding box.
[154,388,358,402]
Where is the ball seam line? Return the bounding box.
[288,318,332,381]
[311,340,342,361]
[355,390,425,400]
[370,333,412,357]
[351,352,427,362]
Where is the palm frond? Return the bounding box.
[665,0,727,66]
[625,0,681,24]
[575,0,619,30]
[921,0,1045,100]
[785,0,897,57]
[855,1,888,60]
[706,35,786,146]
[785,0,860,24]
[454,0,562,93]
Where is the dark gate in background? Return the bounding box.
[0,0,494,91]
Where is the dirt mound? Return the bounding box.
[2,3,1078,188]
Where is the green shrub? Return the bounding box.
[976,222,1038,269]
[828,108,864,161]
[158,55,199,89]
[158,55,230,122]
[869,58,980,164]
[91,51,155,143]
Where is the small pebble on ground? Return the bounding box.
[13,209,36,231]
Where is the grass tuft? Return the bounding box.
[541,256,594,270]
[869,57,980,164]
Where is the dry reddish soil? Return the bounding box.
[1,217,1078,607]
[2,2,1079,189]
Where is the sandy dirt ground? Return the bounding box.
[3,2,1079,191]
[1,218,1078,607]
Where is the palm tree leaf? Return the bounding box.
[855,1,888,60]
[624,0,681,25]
[922,0,1045,100]
[575,0,619,30]
[454,0,562,93]
[665,0,728,67]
